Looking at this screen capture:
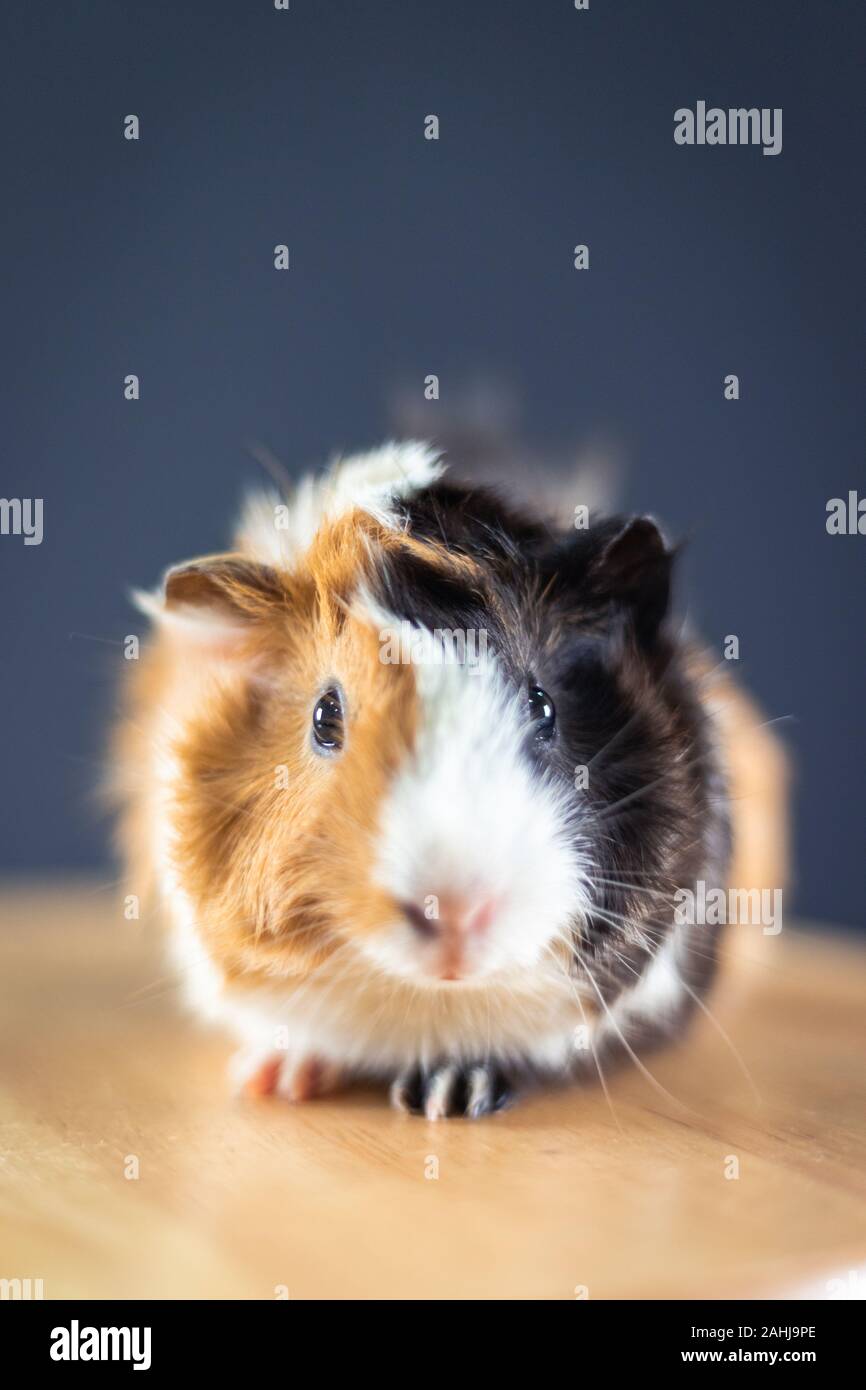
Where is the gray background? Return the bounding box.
[1,1,863,927]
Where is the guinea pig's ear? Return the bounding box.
[134,554,286,655]
[591,517,673,645]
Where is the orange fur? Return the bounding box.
[685,650,789,896]
[114,510,425,990]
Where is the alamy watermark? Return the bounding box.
[379,621,488,673]
[674,103,782,157]
[0,497,42,545]
[826,491,865,535]
[1,1276,44,1299]
[50,1321,151,1371]
[674,881,783,935]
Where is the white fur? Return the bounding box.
[603,928,685,1043]
[365,626,591,985]
[237,440,443,567]
[151,738,226,1023]
[198,950,589,1078]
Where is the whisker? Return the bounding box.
[542,940,623,1132]
[578,955,694,1116]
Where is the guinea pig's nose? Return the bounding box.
[401,895,497,938]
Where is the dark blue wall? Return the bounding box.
[1,1,863,927]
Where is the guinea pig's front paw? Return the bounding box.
[231,1047,343,1104]
[390,1061,513,1120]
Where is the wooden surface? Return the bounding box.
[0,882,864,1300]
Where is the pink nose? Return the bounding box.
[401,895,497,938]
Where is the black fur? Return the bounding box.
[374,480,730,1057]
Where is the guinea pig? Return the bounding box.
[114,442,786,1119]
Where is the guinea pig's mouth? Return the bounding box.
[359,893,560,988]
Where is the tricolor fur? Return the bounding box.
[113,442,785,1117]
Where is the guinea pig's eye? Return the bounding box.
[528,685,556,740]
[312,689,344,752]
